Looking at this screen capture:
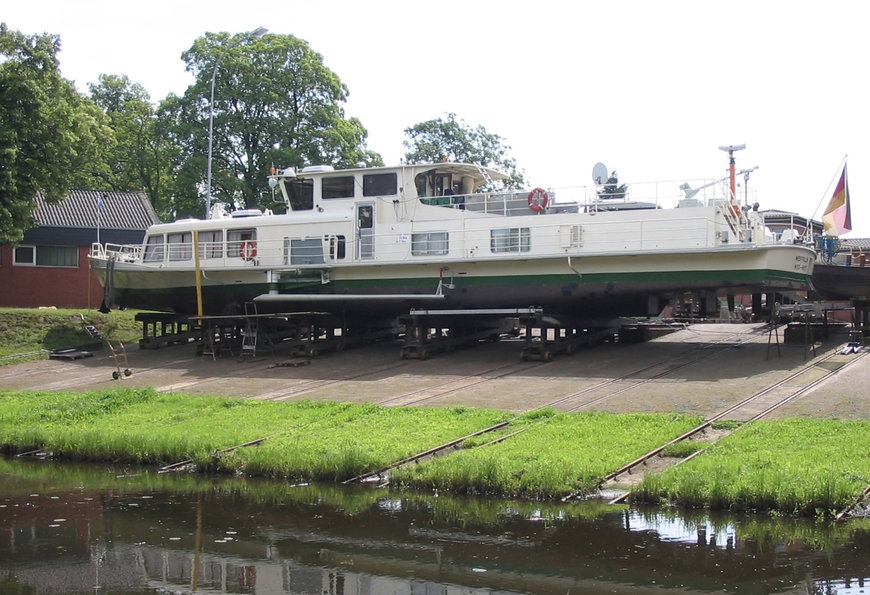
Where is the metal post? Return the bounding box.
[205,27,267,219]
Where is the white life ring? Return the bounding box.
[240,241,257,260]
[528,188,549,212]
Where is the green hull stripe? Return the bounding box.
[114,269,810,305]
[330,269,810,290]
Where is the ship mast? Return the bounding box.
[719,144,746,203]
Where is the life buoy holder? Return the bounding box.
[240,241,257,261]
[528,187,549,212]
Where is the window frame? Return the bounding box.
[167,232,193,262]
[321,175,356,199]
[198,230,223,259]
[411,231,449,256]
[143,235,165,263]
[13,245,79,268]
[13,245,36,266]
[362,172,397,197]
[490,227,531,253]
[227,229,257,259]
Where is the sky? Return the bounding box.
[5,0,869,235]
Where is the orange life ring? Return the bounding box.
[528,188,549,212]
[240,241,257,260]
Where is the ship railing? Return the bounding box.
[90,242,143,262]
[437,178,738,217]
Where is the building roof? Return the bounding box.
[34,189,161,230]
[840,237,870,252]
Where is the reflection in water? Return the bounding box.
[0,457,868,594]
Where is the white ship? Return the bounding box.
[89,160,814,322]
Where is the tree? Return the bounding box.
[0,24,112,244]
[163,31,381,216]
[403,113,525,189]
[89,74,177,219]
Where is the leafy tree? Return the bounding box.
[0,24,112,244]
[163,31,381,216]
[403,113,525,189]
[89,74,177,219]
[598,170,628,200]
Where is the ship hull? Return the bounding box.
[92,244,814,319]
[810,263,870,301]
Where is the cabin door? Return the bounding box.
[356,203,374,259]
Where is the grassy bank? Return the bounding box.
[0,307,143,363]
[4,388,868,516]
[0,388,698,495]
[392,409,703,499]
[632,419,870,516]
[0,389,511,481]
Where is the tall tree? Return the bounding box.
[0,24,112,244]
[403,113,525,189]
[163,31,381,216]
[89,74,176,219]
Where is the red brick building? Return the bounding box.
[0,190,160,309]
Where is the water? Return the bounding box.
[1,458,868,594]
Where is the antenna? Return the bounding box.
[719,144,746,202]
[738,166,758,207]
[592,162,608,185]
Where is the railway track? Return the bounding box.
[592,349,869,503]
[252,359,413,401]
[342,325,789,483]
[360,325,776,411]
[344,329,864,500]
[376,360,547,406]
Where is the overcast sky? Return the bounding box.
[5,0,868,234]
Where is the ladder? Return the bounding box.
[474,163,496,189]
[241,302,258,358]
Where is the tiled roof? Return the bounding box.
[33,190,161,230]
[840,238,870,251]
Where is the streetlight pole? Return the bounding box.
[205,26,267,219]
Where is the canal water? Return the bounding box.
[1,458,868,594]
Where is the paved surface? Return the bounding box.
[2,323,867,420]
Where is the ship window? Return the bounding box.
[227,229,256,258]
[363,173,397,197]
[143,235,165,262]
[167,232,193,261]
[357,205,373,229]
[491,228,530,253]
[287,178,314,210]
[412,232,449,256]
[328,235,346,260]
[415,173,428,197]
[322,176,355,199]
[198,230,223,259]
[290,238,324,265]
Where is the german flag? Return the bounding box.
[823,164,852,236]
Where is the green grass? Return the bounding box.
[661,440,708,458]
[392,410,704,499]
[631,419,870,516]
[0,307,143,363]
[0,389,510,482]
[3,388,870,516]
